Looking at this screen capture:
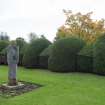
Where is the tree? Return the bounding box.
[93,34,105,75]
[55,10,105,43]
[16,37,26,50]
[0,32,10,41]
[0,40,9,52]
[28,32,39,42]
[22,38,51,68]
[48,37,85,72]
[16,37,27,65]
[40,35,46,39]
[39,45,52,69]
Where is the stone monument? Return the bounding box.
[6,41,19,86]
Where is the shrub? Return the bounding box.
[0,40,9,52]
[77,44,93,73]
[0,52,7,65]
[93,34,105,75]
[16,37,27,65]
[0,40,9,65]
[0,48,7,65]
[39,45,52,69]
[22,38,51,68]
[48,37,85,72]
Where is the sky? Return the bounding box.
[0,0,105,41]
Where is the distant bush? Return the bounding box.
[0,40,9,65]
[39,45,52,69]
[93,34,105,75]
[77,44,93,73]
[48,37,85,72]
[0,52,7,65]
[0,40,9,52]
[22,38,51,68]
[16,37,27,65]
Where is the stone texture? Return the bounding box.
[6,44,19,86]
[0,81,42,98]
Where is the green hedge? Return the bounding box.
[77,44,93,73]
[0,40,9,65]
[0,52,7,65]
[22,38,51,68]
[39,45,52,69]
[48,37,85,72]
[0,40,9,52]
[93,34,105,75]
[16,37,27,65]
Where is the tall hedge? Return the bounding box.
[0,40,9,65]
[0,40,9,52]
[77,44,93,73]
[39,45,52,69]
[48,37,85,72]
[22,38,51,68]
[0,52,7,65]
[93,34,105,75]
[16,37,27,65]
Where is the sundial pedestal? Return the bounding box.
[2,82,25,90]
[8,78,17,86]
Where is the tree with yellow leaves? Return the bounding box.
[55,10,105,43]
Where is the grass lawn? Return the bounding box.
[0,66,105,105]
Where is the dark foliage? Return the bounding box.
[77,44,93,73]
[39,45,52,69]
[48,37,85,72]
[93,34,105,75]
[22,38,51,68]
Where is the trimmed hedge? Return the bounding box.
[0,40,9,65]
[48,37,85,72]
[22,38,51,68]
[0,53,7,65]
[77,44,93,73]
[93,34,105,75]
[0,40,9,52]
[16,37,27,65]
[39,45,52,69]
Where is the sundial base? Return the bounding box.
[0,81,42,98]
[1,82,25,90]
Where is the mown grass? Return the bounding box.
[0,66,105,105]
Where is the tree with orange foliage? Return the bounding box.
[55,10,105,43]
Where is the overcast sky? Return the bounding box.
[0,0,105,41]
